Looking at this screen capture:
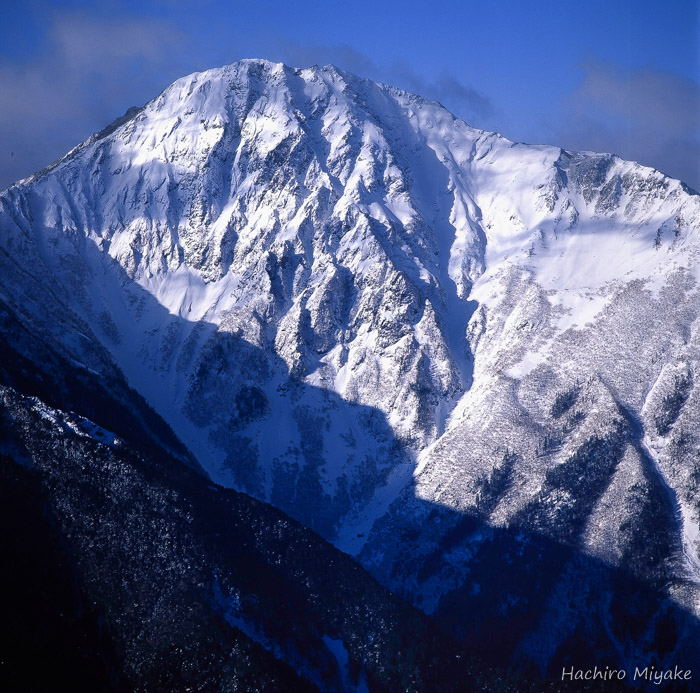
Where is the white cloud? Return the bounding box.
[556,60,700,190]
[0,12,189,188]
[269,39,494,123]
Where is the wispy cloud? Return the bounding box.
[270,39,494,123]
[556,59,700,190]
[389,66,494,121]
[271,40,378,78]
[0,12,188,188]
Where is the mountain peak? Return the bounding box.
[2,57,700,678]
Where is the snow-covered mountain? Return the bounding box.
[2,58,699,678]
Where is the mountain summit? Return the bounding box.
[2,59,699,679]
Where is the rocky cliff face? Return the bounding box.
[1,58,699,681]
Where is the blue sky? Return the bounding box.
[1,0,698,189]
